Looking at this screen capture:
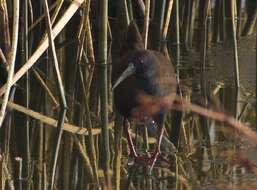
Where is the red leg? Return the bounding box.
[124,119,150,164]
[124,119,170,169]
[149,126,165,170]
[124,119,137,157]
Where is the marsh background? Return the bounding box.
[0,0,256,189]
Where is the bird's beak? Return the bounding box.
[112,63,136,90]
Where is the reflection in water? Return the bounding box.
[122,35,256,189]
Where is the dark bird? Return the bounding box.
[112,21,177,170]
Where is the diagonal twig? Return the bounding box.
[0,99,114,135]
[43,0,68,189]
[0,0,85,97]
[0,0,19,127]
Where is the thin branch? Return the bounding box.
[135,93,257,145]
[32,69,59,106]
[230,0,240,87]
[143,0,150,49]
[162,0,174,42]
[0,48,7,64]
[43,0,68,189]
[28,1,59,31]
[173,97,257,145]
[0,0,85,97]
[0,100,113,135]
[72,135,94,182]
[0,0,19,127]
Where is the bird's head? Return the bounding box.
[112,59,151,90]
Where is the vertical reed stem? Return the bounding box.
[154,0,166,50]
[99,0,110,188]
[78,65,99,185]
[24,1,31,188]
[143,0,150,49]
[0,0,19,127]
[162,0,174,48]
[16,157,23,190]
[175,0,180,45]
[43,1,68,189]
[122,0,130,26]
[230,0,240,87]
[114,114,123,190]
[127,0,134,20]
[255,30,257,128]
[236,0,242,38]
[200,0,210,69]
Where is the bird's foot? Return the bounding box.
[147,151,170,172]
[128,151,170,171]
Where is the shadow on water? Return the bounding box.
[121,34,256,190]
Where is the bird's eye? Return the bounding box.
[135,59,145,75]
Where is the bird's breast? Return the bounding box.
[113,74,175,120]
[112,49,177,121]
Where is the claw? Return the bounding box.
[148,151,170,172]
[129,151,170,170]
[124,118,171,172]
[149,152,159,172]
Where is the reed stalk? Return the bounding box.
[43,1,68,189]
[24,0,30,172]
[127,0,134,20]
[242,1,257,36]
[0,0,19,127]
[113,114,123,190]
[236,0,243,38]
[200,0,210,69]
[21,1,31,188]
[121,0,130,26]
[162,0,174,49]
[213,0,221,42]
[28,1,59,32]
[98,0,111,188]
[78,65,99,185]
[142,0,151,153]
[0,1,256,189]
[255,21,257,131]
[1,156,15,190]
[143,0,150,49]
[0,99,113,135]
[230,0,240,87]
[73,134,95,182]
[188,1,197,47]
[0,0,10,52]
[175,0,180,46]
[85,19,95,93]
[152,0,166,50]
[0,0,85,96]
